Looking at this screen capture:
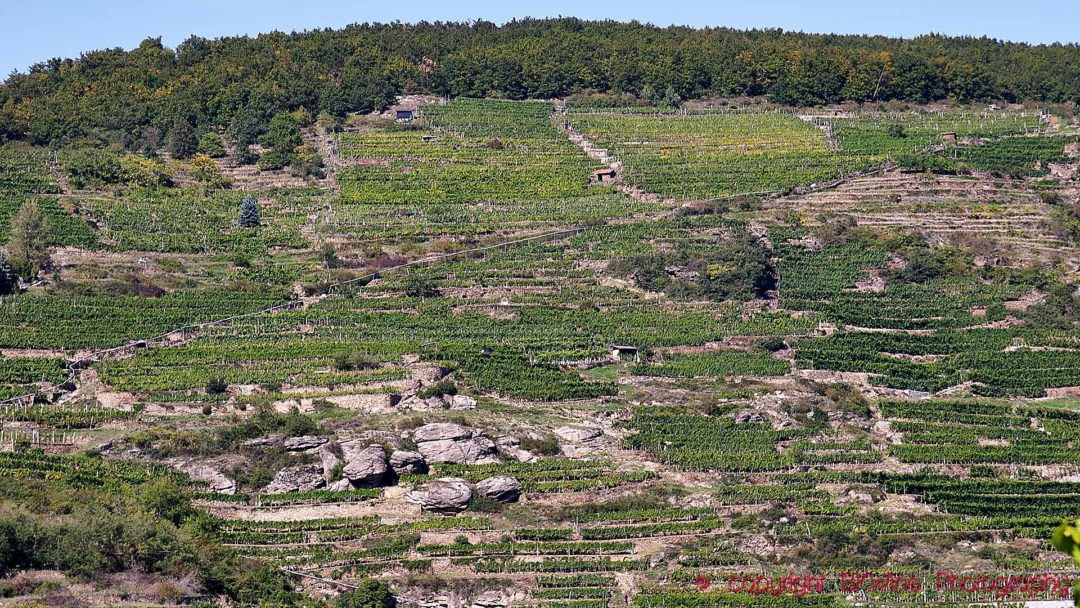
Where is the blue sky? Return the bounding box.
[2,0,1079,76]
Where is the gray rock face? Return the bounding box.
[554,425,602,442]
[242,434,283,448]
[389,450,428,475]
[496,436,538,463]
[413,422,473,443]
[318,445,342,483]
[449,395,477,410]
[472,590,508,608]
[341,442,389,487]
[262,464,325,494]
[326,478,353,491]
[417,436,498,465]
[175,461,236,495]
[733,410,766,424]
[283,435,328,451]
[411,423,498,465]
[407,478,472,514]
[475,476,521,502]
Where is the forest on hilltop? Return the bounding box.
[2,18,1080,149]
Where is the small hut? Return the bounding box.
[396,109,415,122]
[592,168,617,184]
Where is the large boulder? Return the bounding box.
[341,442,389,487]
[407,478,472,514]
[283,435,327,451]
[449,395,477,410]
[318,445,342,483]
[475,476,521,502]
[262,464,325,494]
[413,423,473,443]
[390,450,428,476]
[326,478,353,492]
[417,436,498,465]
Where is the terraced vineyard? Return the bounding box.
[566,106,1045,200]
[1,95,1079,608]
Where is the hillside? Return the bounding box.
[0,89,1079,607]
[3,19,1080,149]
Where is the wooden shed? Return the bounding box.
[396,109,415,122]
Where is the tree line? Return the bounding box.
[2,18,1079,150]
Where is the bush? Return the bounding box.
[417,379,456,400]
[335,579,396,608]
[333,350,379,372]
[197,132,227,157]
[519,433,561,456]
[206,377,228,394]
[403,272,439,298]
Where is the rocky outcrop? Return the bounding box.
[495,436,537,463]
[327,478,352,491]
[475,476,521,502]
[412,423,499,465]
[389,450,428,475]
[472,590,509,608]
[555,425,605,458]
[318,445,342,483]
[242,434,283,448]
[449,395,477,410]
[341,442,389,487]
[407,478,472,514]
[262,464,325,494]
[173,460,236,495]
[283,435,327,451]
[418,436,498,465]
[554,426,602,442]
[413,423,473,443]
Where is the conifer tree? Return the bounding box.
[239,195,260,228]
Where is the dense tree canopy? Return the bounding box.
[2,19,1079,148]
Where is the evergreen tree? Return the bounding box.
[166,118,198,159]
[239,195,260,228]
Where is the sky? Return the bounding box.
[2,0,1079,76]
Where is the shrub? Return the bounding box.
[417,379,456,400]
[333,350,379,372]
[197,132,227,157]
[403,272,438,298]
[519,433,562,456]
[205,377,228,394]
[335,579,396,608]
